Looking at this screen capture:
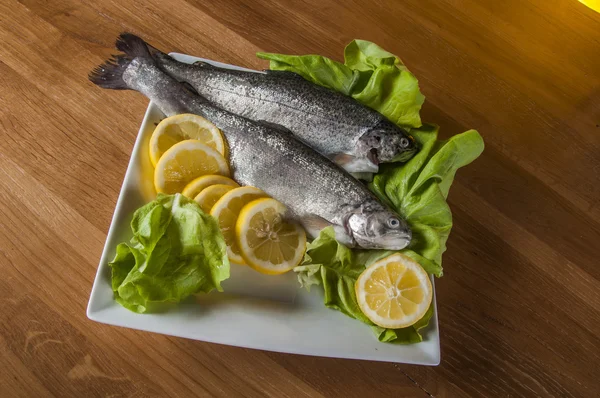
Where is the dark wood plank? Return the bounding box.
[1,0,599,396]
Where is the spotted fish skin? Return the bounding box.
[89,34,412,250]
[127,36,419,174]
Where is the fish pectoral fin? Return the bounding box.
[302,216,356,247]
[301,215,334,238]
[331,153,379,173]
[263,70,305,80]
[332,225,356,248]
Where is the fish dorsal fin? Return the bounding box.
[180,81,198,95]
[263,70,305,80]
[192,60,217,68]
[349,172,374,182]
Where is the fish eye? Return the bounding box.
[400,137,410,148]
[388,217,401,228]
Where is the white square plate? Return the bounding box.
[87,53,440,365]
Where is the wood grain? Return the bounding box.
[0,0,599,396]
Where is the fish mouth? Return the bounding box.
[354,231,412,250]
[379,233,412,250]
[368,148,379,166]
[380,238,411,250]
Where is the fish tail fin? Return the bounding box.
[89,33,157,90]
[118,33,197,77]
[116,32,174,67]
[88,54,132,90]
[115,32,155,59]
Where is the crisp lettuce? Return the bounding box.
[295,228,433,344]
[109,194,230,313]
[294,127,483,343]
[270,41,484,343]
[371,124,484,274]
[258,39,425,128]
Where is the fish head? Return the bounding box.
[346,202,412,250]
[358,120,419,165]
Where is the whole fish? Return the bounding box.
[89,34,412,250]
[115,34,419,174]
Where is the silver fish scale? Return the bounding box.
[227,123,373,223]
[157,59,383,156]
[127,58,379,223]
[190,101,377,223]
[115,56,410,249]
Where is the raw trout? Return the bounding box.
[116,34,419,174]
[90,34,411,250]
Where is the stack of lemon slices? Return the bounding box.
[149,114,306,275]
[150,114,230,194]
[150,114,432,329]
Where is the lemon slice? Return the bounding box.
[149,114,226,166]
[194,184,235,214]
[236,198,306,275]
[154,140,229,194]
[210,186,268,264]
[355,253,432,329]
[182,175,239,198]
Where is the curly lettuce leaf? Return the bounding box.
[295,127,482,341]
[263,40,484,343]
[255,52,359,96]
[109,194,230,313]
[257,39,424,128]
[371,125,484,271]
[295,228,433,344]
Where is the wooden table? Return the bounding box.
[1,0,599,396]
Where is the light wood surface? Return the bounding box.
[1,0,599,397]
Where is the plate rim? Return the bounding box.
[87,53,441,366]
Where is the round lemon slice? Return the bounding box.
[182,175,239,198]
[149,113,226,166]
[210,186,268,264]
[355,253,432,329]
[236,198,306,275]
[194,184,235,214]
[154,140,229,194]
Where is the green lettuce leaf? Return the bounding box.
[109,194,230,313]
[294,126,483,344]
[294,125,483,342]
[256,52,360,96]
[295,227,433,344]
[257,39,425,128]
[371,125,484,271]
[276,40,484,342]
